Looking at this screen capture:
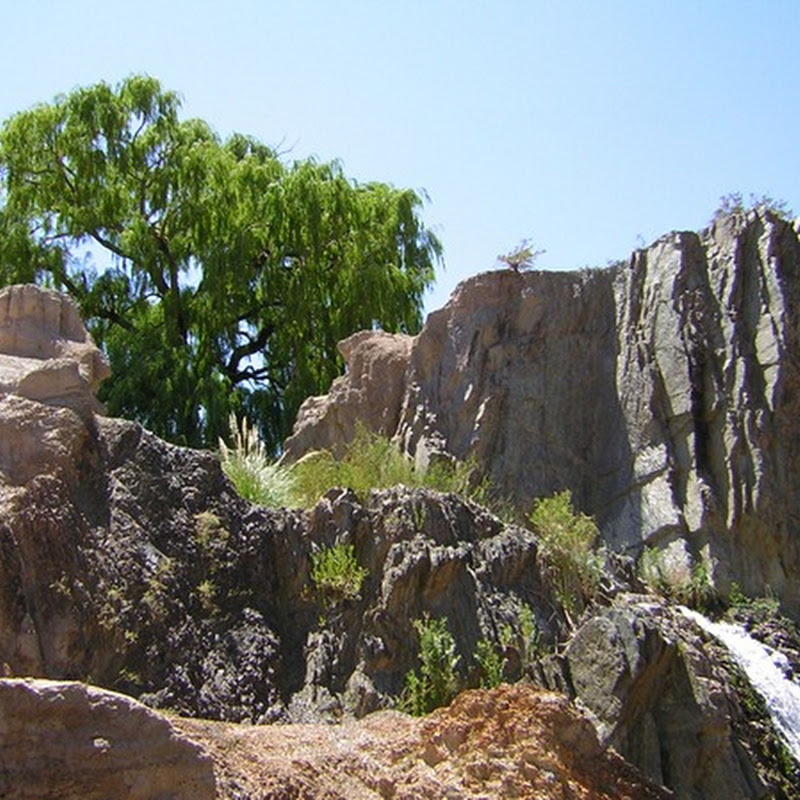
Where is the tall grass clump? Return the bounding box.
[289,424,490,510]
[529,490,604,626]
[219,415,295,507]
[221,418,506,514]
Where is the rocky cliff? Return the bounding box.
[285,208,800,618]
[3,222,800,800]
[0,288,557,724]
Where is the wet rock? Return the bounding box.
[546,596,799,799]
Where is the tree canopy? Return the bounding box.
[0,75,441,449]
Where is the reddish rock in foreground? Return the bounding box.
[176,685,670,800]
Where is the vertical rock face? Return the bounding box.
[284,209,800,616]
[609,211,800,610]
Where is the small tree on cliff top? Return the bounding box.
[0,75,441,449]
[497,238,545,271]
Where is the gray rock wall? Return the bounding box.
[284,209,800,616]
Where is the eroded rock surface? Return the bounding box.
[0,395,553,723]
[176,684,670,800]
[284,209,800,616]
[0,678,215,800]
[0,284,109,415]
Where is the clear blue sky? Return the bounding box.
[1,1,798,315]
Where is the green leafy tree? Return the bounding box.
[0,76,441,448]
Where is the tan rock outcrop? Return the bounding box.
[0,678,215,800]
[0,284,109,415]
[283,330,413,460]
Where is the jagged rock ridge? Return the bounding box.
[0,286,553,721]
[285,209,800,617]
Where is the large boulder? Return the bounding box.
[543,596,800,799]
[0,678,215,800]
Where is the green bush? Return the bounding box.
[727,581,780,618]
[475,638,505,689]
[517,603,545,669]
[529,490,604,625]
[473,604,545,688]
[402,615,460,716]
[310,543,368,606]
[496,238,545,271]
[290,425,418,505]
[290,424,487,507]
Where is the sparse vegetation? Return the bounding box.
[196,579,219,614]
[517,603,545,670]
[193,511,230,551]
[473,604,546,690]
[712,192,795,223]
[219,415,296,507]
[639,546,715,610]
[475,638,505,689]
[289,424,485,507]
[402,615,460,716]
[529,490,604,626]
[310,543,368,607]
[220,418,501,513]
[726,581,781,619]
[142,557,175,621]
[496,238,545,271]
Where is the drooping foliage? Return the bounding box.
[0,75,441,448]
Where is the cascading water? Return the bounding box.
[682,607,800,764]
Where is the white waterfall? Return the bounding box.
[682,607,800,764]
